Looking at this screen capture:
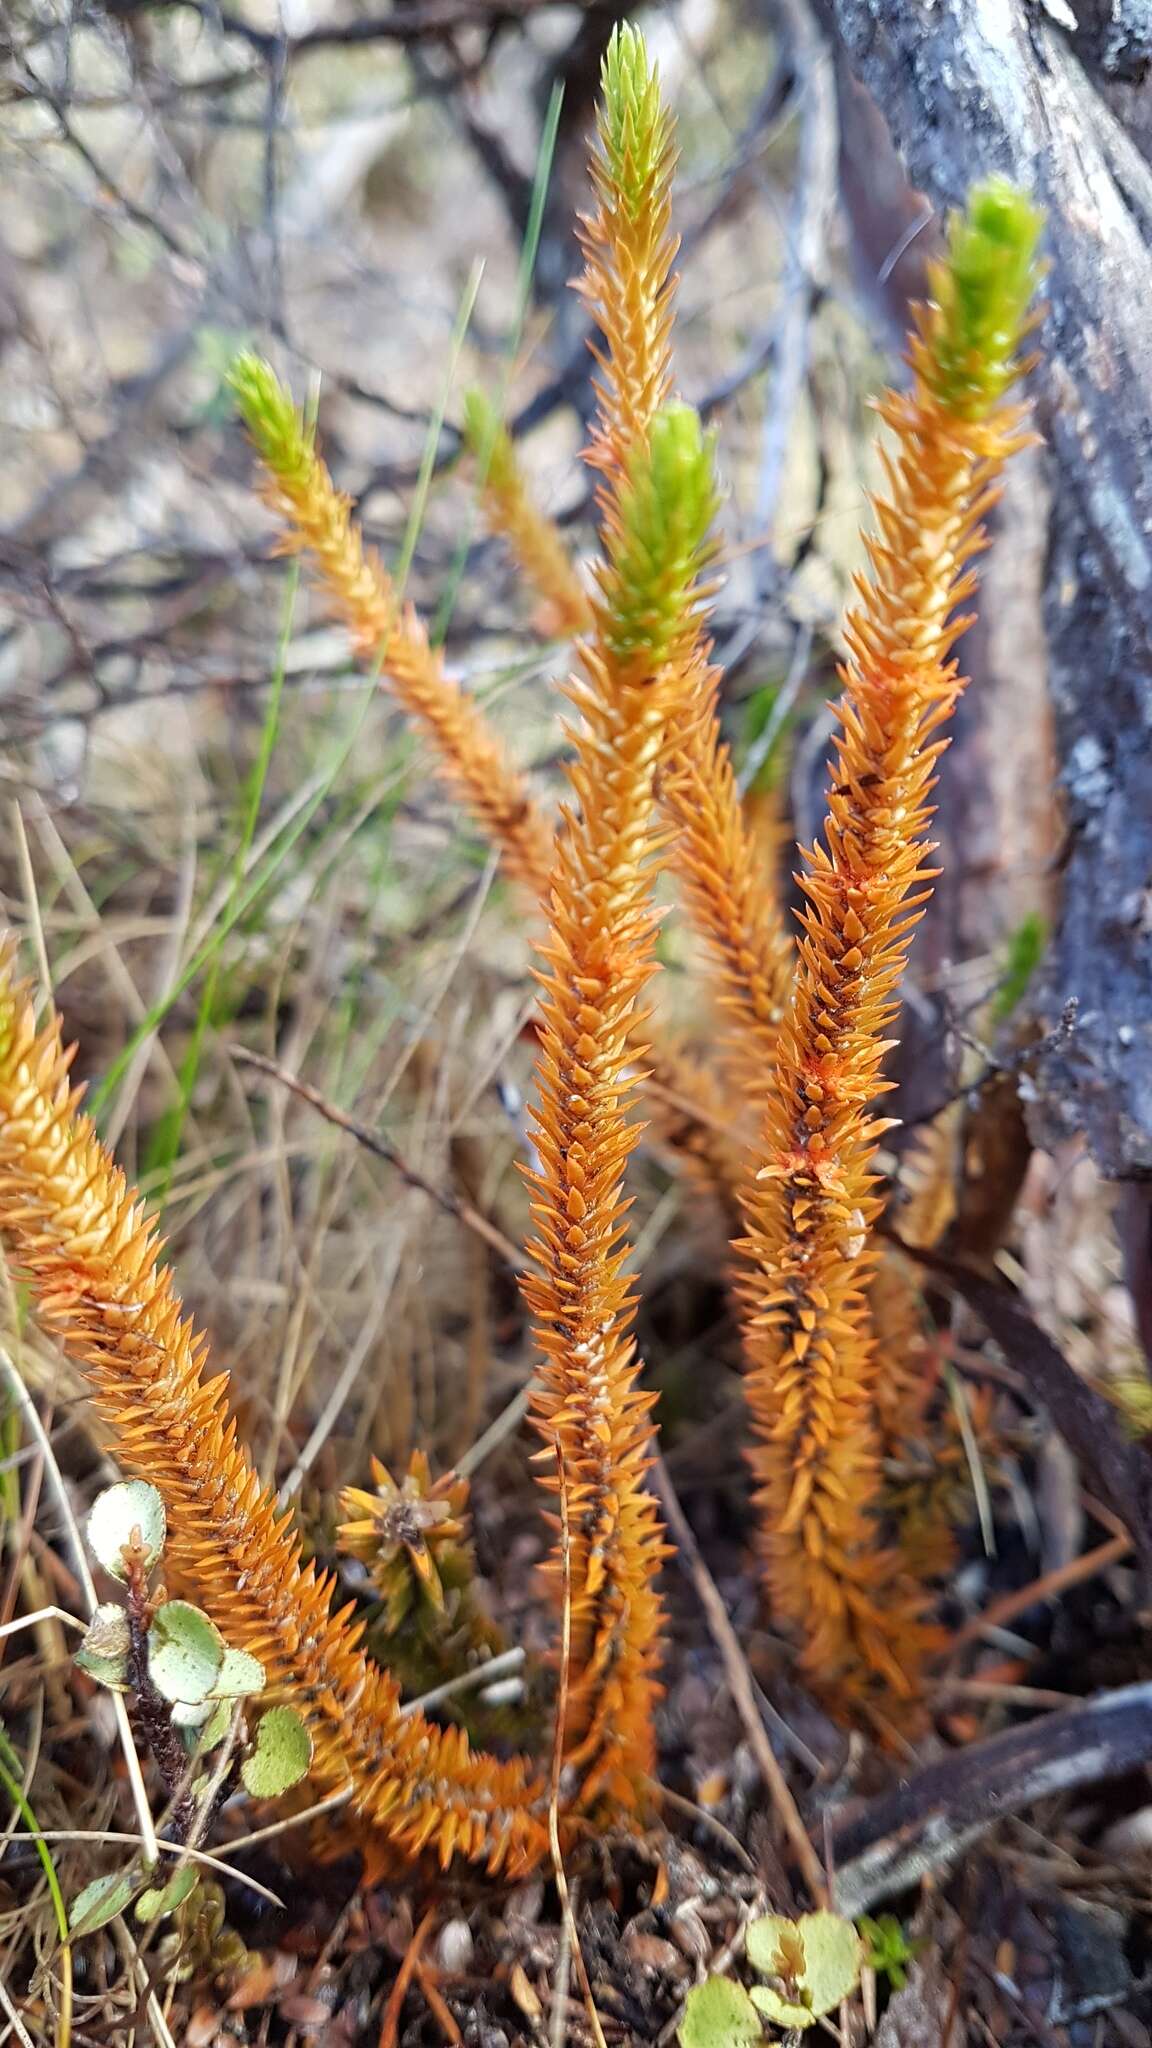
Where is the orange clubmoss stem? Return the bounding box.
[577,26,792,1099]
[229,355,554,899]
[739,181,1043,1705]
[231,357,737,1210]
[0,967,547,1873]
[520,404,718,1810]
[462,391,591,639]
[577,25,677,489]
[661,685,794,1098]
[464,372,792,1114]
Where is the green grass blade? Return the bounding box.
[141,561,300,1203]
[0,1723,70,1951]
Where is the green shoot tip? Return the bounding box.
[228,352,311,479]
[928,176,1044,417]
[598,22,669,220]
[461,388,514,486]
[604,402,719,668]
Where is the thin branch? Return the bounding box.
[111,0,545,61]
[232,1046,523,1269]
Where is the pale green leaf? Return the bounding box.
[677,1975,762,2048]
[749,1984,814,2030]
[87,1481,166,1581]
[135,1866,198,1924]
[69,1870,138,1935]
[746,1912,863,2028]
[170,1698,215,1730]
[175,1698,235,1753]
[74,1603,131,1692]
[241,1706,313,1798]
[211,1646,266,1699]
[147,1601,225,1705]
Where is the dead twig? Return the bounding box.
[950,1533,1132,1653]
[378,1906,438,2048]
[234,1046,522,1269]
[830,1678,1152,1916]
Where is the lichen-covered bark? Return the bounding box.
[820,0,1152,1176]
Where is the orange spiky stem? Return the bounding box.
[0,967,547,1873]
[661,680,794,1099]
[739,181,1043,1705]
[229,355,554,898]
[577,26,677,488]
[579,28,792,1100]
[462,391,591,639]
[520,404,719,1810]
[461,364,794,1120]
[231,357,737,1211]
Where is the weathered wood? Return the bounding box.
[820,0,1152,1177]
[830,1679,1152,1916]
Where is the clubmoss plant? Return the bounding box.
[0,29,1045,1880]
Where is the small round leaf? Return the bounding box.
[135,1866,198,1924]
[147,1601,225,1705]
[746,1911,863,2028]
[170,1698,215,1730]
[70,1870,138,1935]
[75,1603,131,1692]
[211,1646,266,1699]
[175,1698,235,1754]
[241,1706,313,1799]
[677,1976,762,2048]
[87,1481,166,1581]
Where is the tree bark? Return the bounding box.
[820,0,1152,1179]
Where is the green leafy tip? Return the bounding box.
[859,1914,920,1992]
[603,401,719,669]
[461,387,496,453]
[928,177,1044,417]
[991,909,1046,1026]
[599,23,669,221]
[228,351,311,484]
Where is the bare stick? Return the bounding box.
[831,1679,1152,1917]
[401,1646,525,1717]
[234,1046,523,1269]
